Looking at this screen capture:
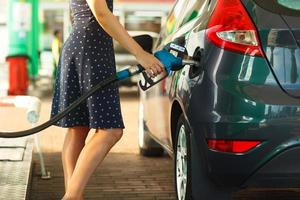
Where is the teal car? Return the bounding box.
[138,0,300,199]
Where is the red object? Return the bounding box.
[207,139,261,153]
[7,57,29,95]
[206,0,264,57]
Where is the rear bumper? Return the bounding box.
[189,120,300,188]
[245,146,300,188]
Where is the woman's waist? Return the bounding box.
[72,10,96,22]
[67,22,111,41]
[72,17,100,29]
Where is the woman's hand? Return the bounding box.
[135,50,165,78]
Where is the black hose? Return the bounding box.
[0,65,144,138]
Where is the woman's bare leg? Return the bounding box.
[62,128,123,200]
[62,127,90,192]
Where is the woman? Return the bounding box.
[50,0,164,199]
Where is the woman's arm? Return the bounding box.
[86,0,163,77]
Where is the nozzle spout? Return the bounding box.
[182,59,200,67]
[182,55,201,68]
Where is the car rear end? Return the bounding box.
[187,0,300,188]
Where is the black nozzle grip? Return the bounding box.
[137,64,144,72]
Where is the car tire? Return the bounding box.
[175,114,233,200]
[175,114,192,200]
[138,99,164,157]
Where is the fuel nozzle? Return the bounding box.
[138,50,201,91]
[167,43,201,69]
[154,51,200,73]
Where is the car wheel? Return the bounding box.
[175,114,191,200]
[138,99,164,157]
[175,114,233,200]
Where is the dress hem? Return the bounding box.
[53,124,125,129]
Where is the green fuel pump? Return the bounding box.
[7,0,39,95]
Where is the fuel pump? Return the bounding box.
[7,0,39,95]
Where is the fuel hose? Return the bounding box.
[0,65,144,138]
[0,50,185,138]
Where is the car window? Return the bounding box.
[254,0,300,16]
[179,0,207,27]
[155,0,203,48]
[166,0,189,35]
[165,0,208,36]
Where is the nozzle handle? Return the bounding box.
[154,50,183,74]
[138,50,186,91]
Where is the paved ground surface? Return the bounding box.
[2,81,300,200]
[30,152,175,200]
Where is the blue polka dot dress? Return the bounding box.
[50,0,125,129]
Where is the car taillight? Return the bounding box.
[206,0,264,57]
[207,139,261,153]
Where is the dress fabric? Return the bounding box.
[50,0,125,129]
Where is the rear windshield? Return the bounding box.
[254,0,300,16]
[278,0,300,10]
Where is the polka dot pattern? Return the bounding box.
[50,0,125,129]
